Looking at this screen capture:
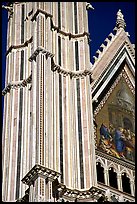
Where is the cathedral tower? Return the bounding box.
[2,2,96,202]
[2,2,135,202]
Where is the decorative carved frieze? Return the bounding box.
[22,164,61,186]
[96,151,135,171]
[31,9,53,21]
[58,185,106,202]
[31,7,90,41]
[50,18,90,40]
[29,46,93,79]
[29,46,54,62]
[2,73,32,96]
[6,37,33,56]
[51,63,93,79]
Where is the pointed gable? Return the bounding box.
[91,10,135,164]
[91,9,135,103]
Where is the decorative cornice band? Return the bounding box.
[6,37,33,56]
[2,74,32,96]
[51,62,93,79]
[29,46,93,79]
[31,9,53,21]
[96,150,135,170]
[29,46,54,62]
[21,164,61,186]
[50,19,90,40]
[58,185,105,201]
[21,164,105,201]
[31,8,90,41]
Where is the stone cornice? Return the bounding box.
[2,73,32,96]
[50,19,90,41]
[58,185,106,202]
[21,164,61,186]
[22,164,105,201]
[96,150,135,170]
[31,8,90,41]
[6,36,33,56]
[51,62,93,79]
[29,46,93,79]
[28,46,54,62]
[92,29,135,67]
[31,8,53,21]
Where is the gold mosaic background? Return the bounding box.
[95,78,135,162]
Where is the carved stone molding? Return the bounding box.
[31,9,53,21]
[29,46,54,62]
[31,8,90,41]
[2,73,32,96]
[21,164,61,186]
[6,37,33,56]
[96,151,135,170]
[29,46,93,79]
[59,185,106,202]
[51,62,93,79]
[50,18,90,41]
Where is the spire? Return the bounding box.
[116,9,126,30]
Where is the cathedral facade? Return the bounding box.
[2,2,135,202]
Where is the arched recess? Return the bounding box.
[96,162,105,184]
[108,167,118,189]
[121,172,131,194]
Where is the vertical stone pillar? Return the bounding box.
[29,183,35,202]
[130,180,135,196]
[104,169,109,186]
[21,165,61,202]
[105,189,111,202]
[117,173,123,191]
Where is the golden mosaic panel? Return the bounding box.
[95,78,135,162]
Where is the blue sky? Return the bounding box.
[88,2,135,62]
[2,2,135,115]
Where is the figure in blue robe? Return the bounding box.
[114,129,125,155]
[100,123,111,139]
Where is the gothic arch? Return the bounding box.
[96,156,105,167]
[107,162,118,173]
[120,168,131,179]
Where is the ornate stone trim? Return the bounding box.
[60,185,106,202]
[92,31,135,66]
[29,46,54,62]
[50,18,90,41]
[6,37,33,56]
[97,182,135,202]
[31,8,90,41]
[31,9,53,21]
[93,70,134,116]
[51,62,93,78]
[96,151,135,171]
[29,46,93,79]
[125,41,135,59]
[2,73,32,96]
[21,164,61,186]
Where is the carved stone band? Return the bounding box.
[2,74,32,96]
[6,37,33,56]
[29,46,93,79]
[29,46,54,62]
[31,8,90,41]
